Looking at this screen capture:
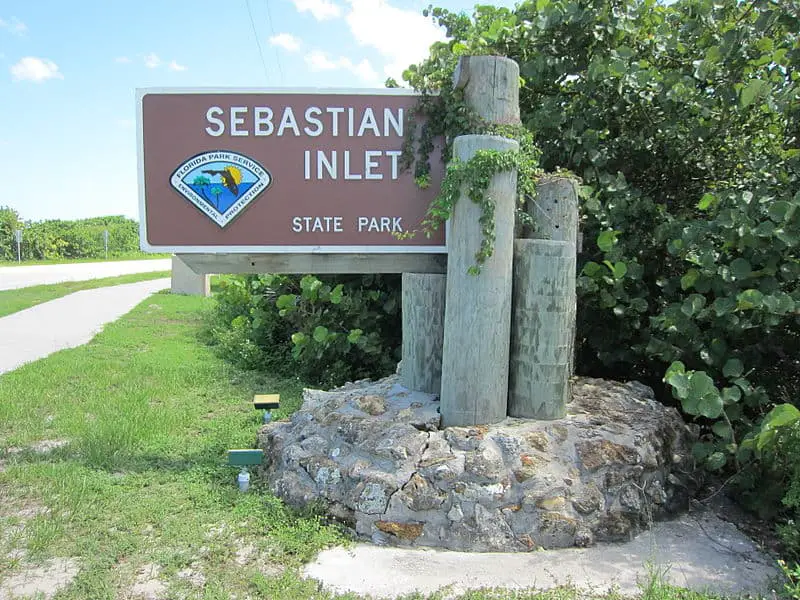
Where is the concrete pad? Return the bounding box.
[304,511,781,598]
[0,279,169,375]
[0,259,170,291]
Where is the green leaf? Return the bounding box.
[722,386,742,404]
[722,358,743,378]
[730,258,752,280]
[347,328,363,344]
[582,261,604,277]
[736,289,763,310]
[275,294,296,310]
[291,332,307,346]
[713,297,736,316]
[667,372,690,398]
[697,193,715,210]
[768,201,791,223]
[330,284,344,305]
[597,230,618,252]
[705,451,727,471]
[681,294,706,317]
[697,391,724,419]
[681,269,699,290]
[740,79,768,107]
[313,325,329,343]
[712,421,733,440]
[761,403,800,430]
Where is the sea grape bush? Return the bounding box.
[206,274,401,387]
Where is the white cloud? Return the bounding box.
[115,56,132,64]
[143,53,161,68]
[167,60,187,72]
[305,49,338,71]
[10,57,63,82]
[344,0,444,80]
[292,0,342,20]
[269,33,301,52]
[0,17,27,36]
[304,50,378,83]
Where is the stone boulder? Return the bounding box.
[257,376,695,552]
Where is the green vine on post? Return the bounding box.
[398,84,541,274]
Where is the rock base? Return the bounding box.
[258,376,695,551]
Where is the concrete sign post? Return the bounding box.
[103,229,109,260]
[14,229,21,263]
[137,89,445,261]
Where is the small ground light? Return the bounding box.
[254,394,280,425]
[237,468,250,492]
[226,449,264,492]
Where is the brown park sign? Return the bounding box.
[137,89,446,253]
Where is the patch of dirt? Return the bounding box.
[129,563,166,600]
[176,565,205,588]
[234,544,257,566]
[0,557,80,600]
[5,439,69,456]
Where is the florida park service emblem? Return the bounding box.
[170,151,272,227]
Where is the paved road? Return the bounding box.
[0,278,170,375]
[305,511,779,598]
[0,259,171,291]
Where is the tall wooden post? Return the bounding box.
[401,273,446,395]
[439,56,521,427]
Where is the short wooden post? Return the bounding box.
[508,240,576,419]
[522,176,579,379]
[439,55,521,427]
[400,273,446,395]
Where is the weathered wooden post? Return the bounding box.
[508,176,579,419]
[439,56,520,427]
[400,273,446,395]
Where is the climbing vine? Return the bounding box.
[399,87,541,274]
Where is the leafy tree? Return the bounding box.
[0,206,21,261]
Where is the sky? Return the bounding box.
[0,0,513,222]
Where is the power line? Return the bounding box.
[263,0,285,84]
[245,0,271,85]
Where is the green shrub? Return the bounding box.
[206,274,401,388]
[2,211,145,261]
[780,560,800,600]
[743,404,800,560]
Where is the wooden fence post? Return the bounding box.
[400,273,446,395]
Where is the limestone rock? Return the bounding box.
[258,375,695,552]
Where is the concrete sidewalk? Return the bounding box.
[0,278,170,375]
[305,511,781,598]
[0,259,171,291]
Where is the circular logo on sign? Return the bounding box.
[169,151,272,228]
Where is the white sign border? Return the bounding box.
[136,87,449,255]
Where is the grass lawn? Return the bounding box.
[0,293,770,600]
[0,253,171,267]
[0,271,171,318]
